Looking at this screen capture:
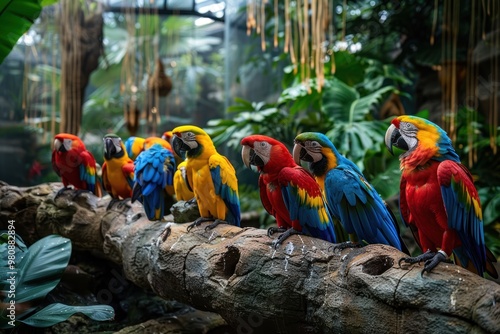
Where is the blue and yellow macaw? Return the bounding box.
[144,136,173,152]
[132,143,176,221]
[293,132,408,254]
[385,115,497,277]
[241,135,337,247]
[171,125,240,230]
[174,159,195,201]
[124,136,146,161]
[102,134,135,200]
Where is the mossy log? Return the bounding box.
[0,181,499,334]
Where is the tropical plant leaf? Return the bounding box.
[323,78,396,124]
[15,235,72,304]
[0,0,43,64]
[0,232,28,282]
[18,303,115,327]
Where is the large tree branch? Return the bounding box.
[0,181,499,333]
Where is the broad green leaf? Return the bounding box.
[19,303,115,327]
[366,156,402,200]
[15,235,72,303]
[0,0,43,64]
[322,77,360,122]
[483,192,500,227]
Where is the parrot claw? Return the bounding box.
[267,227,287,238]
[54,186,72,200]
[331,241,362,253]
[186,217,213,232]
[398,250,436,269]
[204,219,228,231]
[271,228,302,249]
[106,198,120,210]
[70,189,93,200]
[421,252,450,277]
[184,197,197,207]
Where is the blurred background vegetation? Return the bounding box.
[0,0,499,257]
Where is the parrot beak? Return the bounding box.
[104,138,116,160]
[292,143,309,164]
[241,145,263,169]
[54,139,63,152]
[384,124,396,155]
[385,124,409,155]
[172,136,186,159]
[241,145,252,168]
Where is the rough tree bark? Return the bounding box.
[59,0,103,135]
[0,181,499,334]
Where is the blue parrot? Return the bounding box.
[132,143,176,221]
[293,132,409,254]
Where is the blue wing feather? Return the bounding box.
[325,166,403,250]
[439,160,487,274]
[133,144,176,220]
[279,167,337,243]
[79,164,96,193]
[210,163,241,227]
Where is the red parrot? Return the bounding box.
[241,135,337,247]
[52,133,102,197]
[385,115,498,277]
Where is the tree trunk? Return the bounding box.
[59,0,103,135]
[0,181,499,334]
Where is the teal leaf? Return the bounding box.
[19,303,115,327]
[15,235,72,304]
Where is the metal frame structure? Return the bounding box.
[99,0,226,22]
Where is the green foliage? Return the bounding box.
[0,233,114,328]
[0,0,43,64]
[209,60,401,170]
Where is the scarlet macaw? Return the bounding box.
[173,159,195,201]
[293,132,408,253]
[385,115,498,277]
[132,143,176,220]
[241,135,337,247]
[124,136,146,161]
[102,134,135,200]
[52,133,102,197]
[171,125,240,230]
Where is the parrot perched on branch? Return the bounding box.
[293,132,408,254]
[102,134,135,200]
[124,136,146,161]
[132,143,176,221]
[51,133,102,197]
[385,115,498,278]
[241,135,337,247]
[171,125,240,230]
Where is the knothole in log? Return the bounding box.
[362,255,394,276]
